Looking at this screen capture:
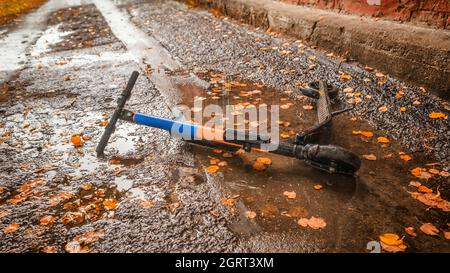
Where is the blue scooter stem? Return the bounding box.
[133,113,199,140]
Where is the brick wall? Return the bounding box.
[280,0,450,28]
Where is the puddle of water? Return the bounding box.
[30,23,74,57]
[0,0,92,77]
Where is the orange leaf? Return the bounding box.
[377,137,389,143]
[283,191,296,199]
[420,223,439,236]
[362,154,377,161]
[103,199,118,210]
[256,157,272,165]
[39,215,55,226]
[404,227,417,237]
[352,130,373,138]
[418,185,433,193]
[428,112,447,119]
[81,183,93,190]
[206,165,219,173]
[70,135,83,147]
[313,184,323,190]
[252,161,268,171]
[399,152,412,161]
[99,121,109,126]
[3,223,19,233]
[245,210,256,219]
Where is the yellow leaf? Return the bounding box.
[379,233,403,246]
[340,73,351,81]
[280,133,290,139]
[352,130,373,138]
[399,153,412,161]
[400,106,407,112]
[377,137,389,143]
[206,165,219,173]
[428,112,447,119]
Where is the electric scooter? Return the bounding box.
[96,71,361,175]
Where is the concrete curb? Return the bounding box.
[192,0,450,100]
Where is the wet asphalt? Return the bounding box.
[0,0,449,253]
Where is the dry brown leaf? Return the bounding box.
[420,223,439,236]
[140,199,154,209]
[404,227,417,237]
[283,191,296,199]
[362,154,377,161]
[302,105,313,110]
[61,212,84,225]
[378,105,388,113]
[39,215,55,226]
[410,167,432,179]
[308,216,327,229]
[287,206,308,218]
[75,228,105,245]
[82,183,93,190]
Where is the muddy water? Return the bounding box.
[176,71,449,252]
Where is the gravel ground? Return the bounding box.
[127,0,450,166]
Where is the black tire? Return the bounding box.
[304,144,361,175]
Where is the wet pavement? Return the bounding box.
[0,0,449,253]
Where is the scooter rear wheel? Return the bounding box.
[303,144,361,175]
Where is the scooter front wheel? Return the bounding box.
[303,144,361,175]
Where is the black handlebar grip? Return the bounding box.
[96,71,139,156]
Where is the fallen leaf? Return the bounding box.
[404,227,417,237]
[444,231,450,240]
[428,168,440,175]
[245,210,256,219]
[378,105,388,113]
[103,199,118,210]
[140,199,154,209]
[41,246,57,253]
[307,216,327,229]
[99,121,109,126]
[252,161,268,171]
[302,105,313,110]
[352,130,373,138]
[313,184,323,190]
[428,112,447,119]
[256,157,272,165]
[3,223,19,233]
[109,159,120,164]
[74,228,105,245]
[82,183,93,190]
[399,152,412,161]
[379,233,403,246]
[297,218,309,227]
[280,133,290,139]
[287,206,308,218]
[400,106,407,112]
[420,223,439,236]
[65,241,83,253]
[410,167,432,179]
[380,241,407,253]
[409,181,421,187]
[409,191,450,212]
[439,171,450,177]
[377,137,389,143]
[218,161,227,167]
[212,149,222,154]
[39,215,55,226]
[222,152,232,158]
[206,165,220,173]
[362,154,377,161]
[283,191,296,199]
[70,135,83,147]
[340,73,351,81]
[308,55,316,61]
[61,212,84,225]
[418,185,433,193]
